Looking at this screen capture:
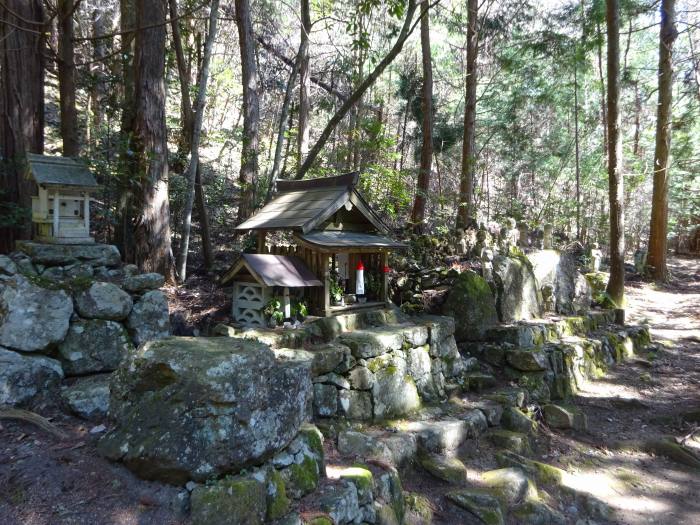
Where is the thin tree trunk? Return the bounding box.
[90,0,111,149]
[410,2,433,231]
[58,0,79,156]
[0,0,44,252]
[596,20,608,162]
[457,0,478,229]
[195,163,213,270]
[176,0,219,282]
[169,0,194,159]
[297,0,311,171]
[605,0,625,307]
[647,0,677,282]
[235,0,259,221]
[294,0,418,180]
[267,50,301,202]
[574,55,581,240]
[132,0,175,280]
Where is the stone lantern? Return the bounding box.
[27,154,98,244]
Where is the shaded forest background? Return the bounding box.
[1,0,699,283]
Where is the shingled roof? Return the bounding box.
[235,173,389,234]
[26,154,98,188]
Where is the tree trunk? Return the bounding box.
[294,0,418,180]
[574,54,581,240]
[297,0,311,170]
[176,0,219,282]
[267,49,301,202]
[0,0,45,253]
[194,163,213,269]
[90,0,112,150]
[596,20,608,162]
[235,0,259,222]
[456,0,478,229]
[647,0,677,282]
[169,0,194,161]
[605,0,625,307]
[410,3,433,231]
[57,0,79,157]
[132,0,175,280]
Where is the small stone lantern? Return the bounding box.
[27,154,98,244]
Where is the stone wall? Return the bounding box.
[0,242,170,413]
[268,310,476,422]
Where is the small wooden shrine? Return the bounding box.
[27,154,98,244]
[221,173,405,326]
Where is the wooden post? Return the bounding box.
[323,255,331,316]
[39,187,48,217]
[382,251,389,305]
[256,230,266,253]
[53,190,60,237]
[83,193,90,232]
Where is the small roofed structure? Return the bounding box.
[222,173,406,325]
[27,154,98,244]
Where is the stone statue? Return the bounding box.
[541,284,556,312]
[634,248,647,274]
[481,248,494,281]
[502,218,519,253]
[518,222,529,248]
[589,243,603,272]
[543,224,554,250]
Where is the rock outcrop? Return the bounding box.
[493,255,543,322]
[441,270,499,342]
[58,319,133,375]
[98,337,313,484]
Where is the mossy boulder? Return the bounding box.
[418,452,467,485]
[375,467,404,522]
[493,255,543,323]
[481,467,538,505]
[74,281,133,321]
[404,493,433,525]
[543,404,588,431]
[495,451,566,486]
[190,474,267,525]
[0,347,64,406]
[501,407,537,435]
[506,349,550,371]
[446,488,504,525]
[275,424,325,499]
[441,271,499,342]
[370,353,421,419]
[338,466,374,504]
[98,337,312,484]
[488,430,532,455]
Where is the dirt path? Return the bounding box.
[544,256,700,525]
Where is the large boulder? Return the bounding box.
[0,276,73,352]
[58,319,133,375]
[368,351,421,419]
[441,270,498,342]
[493,255,543,322]
[127,290,170,346]
[0,347,64,406]
[529,250,592,315]
[98,337,312,484]
[74,282,133,321]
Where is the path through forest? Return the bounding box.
[546,256,700,525]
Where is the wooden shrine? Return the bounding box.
[27,154,98,244]
[221,173,406,326]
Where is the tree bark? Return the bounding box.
[169,0,194,158]
[235,0,259,221]
[0,0,45,253]
[647,0,677,282]
[596,20,608,162]
[132,0,175,280]
[297,0,311,170]
[57,0,79,157]
[294,0,418,180]
[605,0,625,307]
[176,0,219,282]
[267,49,301,202]
[410,2,433,231]
[456,0,478,229]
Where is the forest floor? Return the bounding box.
[0,257,698,525]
